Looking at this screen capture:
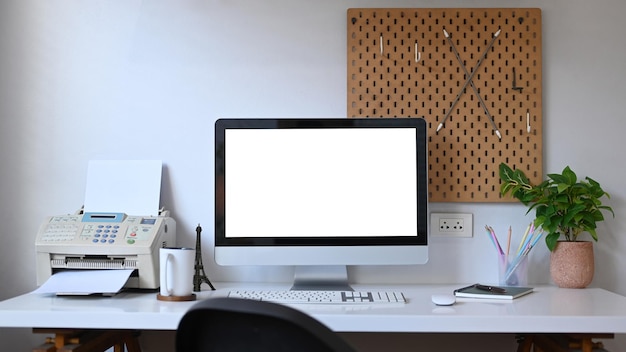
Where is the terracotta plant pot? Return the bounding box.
[550,241,594,288]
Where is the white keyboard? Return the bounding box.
[227,290,406,304]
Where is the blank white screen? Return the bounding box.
[225,128,418,238]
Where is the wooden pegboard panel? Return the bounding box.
[347,8,543,202]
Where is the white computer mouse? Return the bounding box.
[431,294,456,306]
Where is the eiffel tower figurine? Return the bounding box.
[193,224,215,291]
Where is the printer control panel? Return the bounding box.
[39,215,82,243]
[37,213,166,247]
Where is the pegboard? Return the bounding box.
[347,8,543,202]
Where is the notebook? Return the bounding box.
[453,284,534,300]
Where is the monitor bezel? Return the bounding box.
[214,118,428,248]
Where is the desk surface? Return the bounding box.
[2,282,626,334]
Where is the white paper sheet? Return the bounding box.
[83,160,162,215]
[32,270,134,295]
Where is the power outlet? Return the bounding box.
[431,213,473,237]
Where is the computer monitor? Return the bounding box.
[214,118,428,290]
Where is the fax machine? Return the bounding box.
[35,208,176,289]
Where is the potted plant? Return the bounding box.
[498,163,614,288]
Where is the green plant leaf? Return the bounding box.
[599,205,615,218]
[588,228,599,242]
[498,163,614,252]
[545,232,560,251]
[548,173,567,184]
[563,204,586,224]
[556,183,570,193]
[562,166,577,184]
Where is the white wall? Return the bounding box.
[1,0,626,350]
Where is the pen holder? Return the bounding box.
[498,254,529,286]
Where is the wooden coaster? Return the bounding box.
[156,293,196,302]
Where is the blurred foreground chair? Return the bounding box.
[176,297,357,352]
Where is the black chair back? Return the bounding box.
[176,297,357,352]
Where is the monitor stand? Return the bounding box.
[290,265,353,291]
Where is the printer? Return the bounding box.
[35,208,176,290]
[35,159,175,291]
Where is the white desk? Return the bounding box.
[2,282,626,334]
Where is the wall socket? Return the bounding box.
[430,213,473,237]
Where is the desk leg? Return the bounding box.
[516,333,614,352]
[121,331,142,352]
[515,334,566,352]
[33,344,56,352]
[33,329,83,352]
[567,333,613,352]
[531,335,568,352]
[32,329,141,352]
[515,335,533,352]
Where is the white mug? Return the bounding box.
[159,247,195,297]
